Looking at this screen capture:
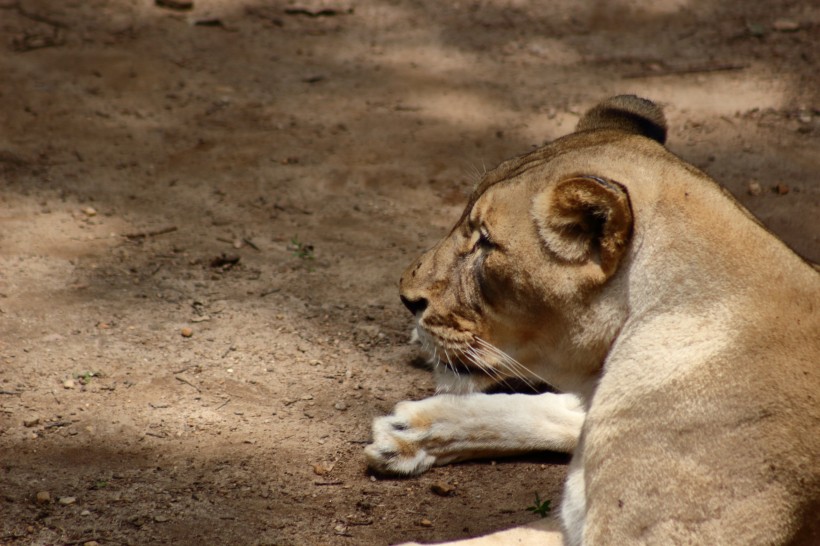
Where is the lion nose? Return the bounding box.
[400,295,428,316]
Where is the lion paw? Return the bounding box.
[365,401,438,476]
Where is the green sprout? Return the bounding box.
[75,371,101,385]
[289,236,314,260]
[526,492,551,518]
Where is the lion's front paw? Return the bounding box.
[365,401,437,476]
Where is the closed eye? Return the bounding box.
[473,225,495,252]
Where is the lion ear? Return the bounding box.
[576,95,667,144]
[533,176,633,279]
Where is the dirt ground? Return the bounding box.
[0,0,817,545]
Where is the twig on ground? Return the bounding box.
[623,62,748,79]
[63,538,103,546]
[124,226,178,240]
[284,7,351,17]
[221,346,236,358]
[242,238,260,251]
[174,375,201,393]
[44,421,74,429]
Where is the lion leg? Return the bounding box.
[393,517,564,546]
[365,392,584,476]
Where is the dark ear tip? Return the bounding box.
[576,95,667,144]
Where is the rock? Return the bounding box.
[23,417,40,428]
[58,496,77,505]
[180,327,193,338]
[312,462,334,476]
[774,183,790,195]
[81,509,91,516]
[35,491,51,504]
[334,401,347,411]
[772,19,800,32]
[83,541,100,546]
[747,181,762,196]
[430,482,455,496]
[154,514,170,523]
[63,379,76,389]
[420,518,433,527]
[82,206,97,217]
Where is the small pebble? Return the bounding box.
[420,518,433,527]
[747,181,762,196]
[84,541,100,546]
[80,509,91,516]
[334,401,347,411]
[774,183,790,195]
[180,327,193,338]
[430,482,455,496]
[154,514,169,523]
[23,417,40,428]
[35,491,51,504]
[82,207,97,217]
[63,379,75,389]
[772,18,800,32]
[312,462,333,476]
[59,496,77,505]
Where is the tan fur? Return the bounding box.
[367,96,820,545]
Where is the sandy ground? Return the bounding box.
[0,1,818,545]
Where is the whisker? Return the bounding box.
[463,346,518,390]
[443,348,461,380]
[473,336,555,391]
[414,328,555,392]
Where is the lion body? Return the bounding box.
[366,96,820,545]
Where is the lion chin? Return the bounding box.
[366,95,820,546]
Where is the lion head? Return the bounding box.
[399,96,668,395]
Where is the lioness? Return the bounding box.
[366,96,819,545]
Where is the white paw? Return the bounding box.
[365,400,437,476]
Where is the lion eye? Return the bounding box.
[473,226,494,252]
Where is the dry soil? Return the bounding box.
[1,1,818,545]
